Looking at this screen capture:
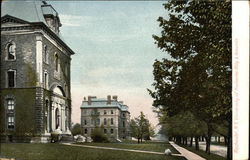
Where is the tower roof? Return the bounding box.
[1,1,48,24]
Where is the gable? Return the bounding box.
[1,15,30,26]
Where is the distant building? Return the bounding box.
[0,1,75,142]
[80,95,131,141]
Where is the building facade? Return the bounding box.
[80,95,131,141]
[0,1,74,142]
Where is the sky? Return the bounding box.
[50,1,169,128]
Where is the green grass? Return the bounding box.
[211,141,226,146]
[179,144,226,160]
[76,141,180,154]
[0,143,186,160]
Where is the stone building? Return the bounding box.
[80,95,131,141]
[0,1,74,142]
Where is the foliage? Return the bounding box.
[149,0,231,157]
[90,127,109,143]
[160,111,207,138]
[130,112,154,143]
[71,123,82,136]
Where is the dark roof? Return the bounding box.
[1,1,47,24]
[1,0,75,55]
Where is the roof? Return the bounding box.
[1,0,47,24]
[1,0,75,55]
[80,97,130,112]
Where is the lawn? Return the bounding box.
[0,143,186,160]
[76,141,180,154]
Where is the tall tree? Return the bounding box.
[149,0,231,158]
[130,112,153,143]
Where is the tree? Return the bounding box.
[130,112,154,143]
[71,123,82,136]
[149,0,231,158]
[90,127,108,143]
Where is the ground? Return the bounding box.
[179,144,226,160]
[76,141,180,153]
[0,142,186,160]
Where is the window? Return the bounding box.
[110,129,114,134]
[55,54,59,71]
[96,118,100,125]
[111,118,114,125]
[7,99,14,112]
[84,119,87,125]
[44,45,49,63]
[104,118,107,125]
[7,70,15,88]
[104,129,107,134]
[111,110,113,114]
[7,43,16,60]
[44,72,48,89]
[123,113,125,117]
[7,116,14,129]
[55,108,60,129]
[123,121,125,127]
[84,128,88,134]
[6,98,15,129]
[104,110,107,115]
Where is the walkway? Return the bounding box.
[169,142,206,160]
[62,143,183,157]
[199,142,227,157]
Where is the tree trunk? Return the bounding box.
[205,135,211,154]
[218,136,220,143]
[227,120,232,160]
[202,136,204,141]
[189,136,193,147]
[224,136,228,145]
[137,138,140,144]
[195,136,199,150]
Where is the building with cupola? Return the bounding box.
[0,0,75,142]
[80,95,131,141]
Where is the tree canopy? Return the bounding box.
[149,0,231,158]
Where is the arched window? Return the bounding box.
[84,128,88,134]
[55,54,59,71]
[7,42,16,60]
[55,108,60,129]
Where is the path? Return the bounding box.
[62,143,183,157]
[169,142,206,160]
[199,142,227,157]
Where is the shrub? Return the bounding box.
[91,128,109,143]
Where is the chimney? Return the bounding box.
[112,95,118,101]
[88,96,92,105]
[83,97,86,101]
[107,95,111,105]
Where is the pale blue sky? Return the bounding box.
[50,1,169,126]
